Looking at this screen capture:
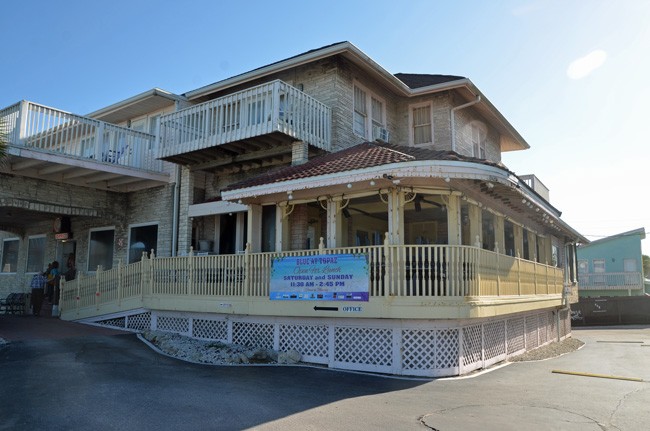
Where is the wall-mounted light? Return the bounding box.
[287,191,293,200]
[370,180,376,186]
[347,183,352,189]
[486,182,494,189]
[444,177,451,183]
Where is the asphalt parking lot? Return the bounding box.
[1,316,648,431]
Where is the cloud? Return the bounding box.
[567,50,607,79]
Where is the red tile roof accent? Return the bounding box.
[224,142,501,191]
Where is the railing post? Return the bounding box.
[17,100,29,145]
[318,237,325,253]
[95,121,105,160]
[148,250,156,298]
[516,252,521,296]
[140,251,148,301]
[96,265,103,310]
[245,243,251,297]
[188,247,194,296]
[534,260,538,295]
[117,259,123,306]
[383,233,391,296]
[76,272,82,317]
[495,242,500,296]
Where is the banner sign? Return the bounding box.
[270,253,369,301]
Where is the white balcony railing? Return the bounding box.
[158,80,331,160]
[578,272,644,290]
[0,101,163,172]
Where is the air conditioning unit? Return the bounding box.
[372,125,390,143]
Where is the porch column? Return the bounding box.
[327,200,338,248]
[247,204,263,253]
[177,166,194,254]
[276,205,288,251]
[528,233,537,262]
[446,195,461,245]
[494,215,505,253]
[513,224,524,257]
[388,188,401,245]
[468,204,482,247]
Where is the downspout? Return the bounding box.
[171,165,180,256]
[450,94,481,152]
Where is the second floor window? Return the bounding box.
[471,122,487,158]
[410,103,433,146]
[353,83,385,140]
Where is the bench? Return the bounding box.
[0,293,28,315]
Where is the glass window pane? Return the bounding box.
[129,224,158,263]
[1,239,19,273]
[88,229,114,271]
[27,236,46,273]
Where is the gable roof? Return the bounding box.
[183,41,528,152]
[223,142,505,192]
[579,228,646,248]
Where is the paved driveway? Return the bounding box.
[1,316,648,431]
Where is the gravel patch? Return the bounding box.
[509,337,584,362]
[140,330,301,365]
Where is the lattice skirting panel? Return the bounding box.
[85,308,572,377]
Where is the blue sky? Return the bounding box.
[1,0,649,254]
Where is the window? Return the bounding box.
[1,238,19,273]
[471,122,487,158]
[593,258,605,284]
[261,206,276,252]
[410,103,433,146]
[27,235,46,273]
[128,224,158,264]
[353,83,385,140]
[577,260,588,274]
[88,228,115,271]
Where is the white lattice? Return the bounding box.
[279,324,328,358]
[560,309,570,338]
[484,321,505,361]
[402,329,436,370]
[462,325,482,367]
[334,327,392,366]
[232,321,274,349]
[96,316,125,329]
[436,329,459,369]
[525,314,539,349]
[157,316,189,334]
[127,312,151,331]
[401,328,459,371]
[193,319,228,341]
[538,313,548,345]
[507,317,525,354]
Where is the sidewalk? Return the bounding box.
[0,299,128,341]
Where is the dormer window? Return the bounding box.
[353,82,385,140]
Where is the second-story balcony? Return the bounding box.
[158,80,331,171]
[0,101,170,192]
[578,272,645,293]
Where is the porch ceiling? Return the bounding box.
[0,197,99,235]
[2,146,170,193]
[165,134,324,175]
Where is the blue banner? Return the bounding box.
[270,254,369,302]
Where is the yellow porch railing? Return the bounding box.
[60,244,564,320]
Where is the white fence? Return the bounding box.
[578,272,644,290]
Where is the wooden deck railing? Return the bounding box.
[0,101,163,172]
[578,272,644,290]
[60,244,564,320]
[157,80,331,159]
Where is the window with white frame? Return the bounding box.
[1,238,19,273]
[26,235,46,273]
[471,121,487,158]
[410,102,433,146]
[353,83,386,140]
[88,228,115,271]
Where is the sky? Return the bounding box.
[1,0,649,255]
